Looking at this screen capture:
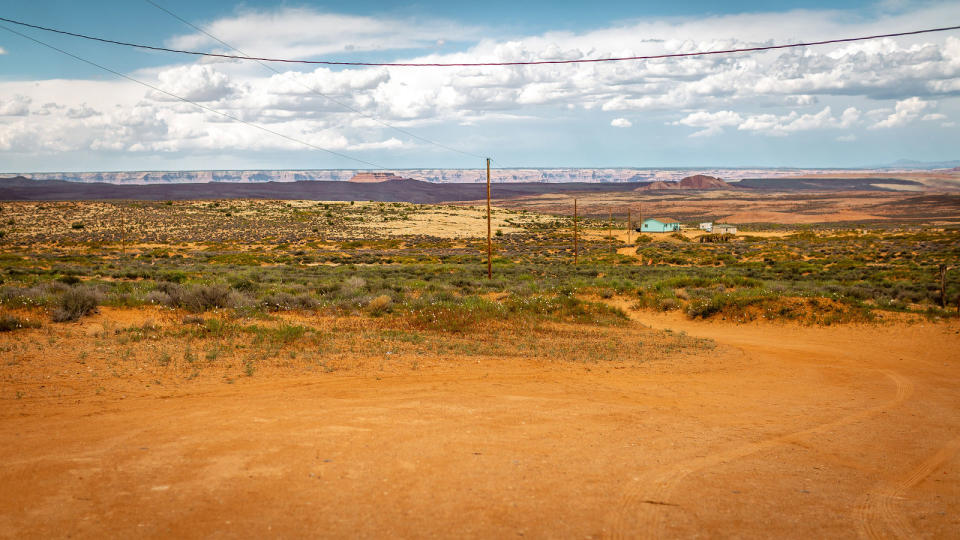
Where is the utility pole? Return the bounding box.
[939,264,947,308]
[120,209,126,257]
[573,199,578,265]
[486,158,492,280]
[627,208,631,246]
[608,210,614,252]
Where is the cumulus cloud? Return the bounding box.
[3,2,960,162]
[168,8,482,59]
[152,65,236,102]
[871,97,933,128]
[671,110,743,137]
[66,104,101,119]
[0,94,31,116]
[673,106,862,137]
[738,106,861,136]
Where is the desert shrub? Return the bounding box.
[181,314,205,325]
[341,276,367,294]
[181,284,231,312]
[656,296,680,311]
[228,275,259,292]
[144,290,172,305]
[367,294,392,315]
[0,313,41,331]
[227,291,257,311]
[409,295,503,332]
[52,287,100,322]
[71,222,84,230]
[261,292,318,311]
[161,270,188,283]
[1,286,52,308]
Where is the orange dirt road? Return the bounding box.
[2,315,959,538]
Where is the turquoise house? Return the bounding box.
[638,218,681,233]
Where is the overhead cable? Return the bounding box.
[0,15,957,67]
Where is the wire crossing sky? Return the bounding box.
[1,1,959,171]
[2,15,957,66]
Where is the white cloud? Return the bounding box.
[871,97,933,128]
[837,134,857,142]
[738,106,861,136]
[152,65,235,102]
[168,8,482,59]
[673,106,863,137]
[671,110,742,137]
[0,46,6,55]
[4,3,960,162]
[0,94,31,116]
[922,113,947,121]
[66,104,101,119]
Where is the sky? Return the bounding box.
[1,0,959,171]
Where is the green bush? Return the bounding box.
[0,313,41,331]
[52,287,100,322]
[182,285,232,312]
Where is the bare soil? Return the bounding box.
[492,190,960,224]
[1,309,958,538]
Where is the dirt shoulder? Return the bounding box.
[0,310,958,538]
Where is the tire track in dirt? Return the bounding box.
[855,435,960,540]
[607,361,914,540]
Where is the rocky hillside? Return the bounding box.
[635,174,731,191]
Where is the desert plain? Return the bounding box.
[0,188,958,538]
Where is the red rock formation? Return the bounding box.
[677,174,729,189]
[349,172,407,183]
[634,180,677,191]
[635,174,731,191]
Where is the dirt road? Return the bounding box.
[1,313,958,538]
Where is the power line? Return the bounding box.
[142,0,486,161]
[0,22,387,170]
[0,15,957,66]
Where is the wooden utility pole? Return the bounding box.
[120,210,126,257]
[939,264,947,308]
[608,210,613,252]
[627,208,631,246]
[573,199,578,265]
[486,158,492,279]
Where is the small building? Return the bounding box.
[699,222,713,232]
[713,223,738,234]
[638,218,681,233]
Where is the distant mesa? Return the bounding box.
[349,172,409,183]
[678,174,730,189]
[635,174,731,191]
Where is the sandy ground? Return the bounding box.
[490,189,960,225]
[1,312,958,538]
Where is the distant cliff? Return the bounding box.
[2,168,853,185]
[349,172,408,183]
[636,174,732,191]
